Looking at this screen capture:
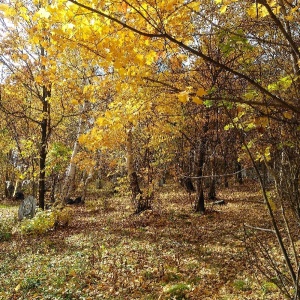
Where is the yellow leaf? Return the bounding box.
[247,3,269,18]
[247,4,257,18]
[145,50,157,65]
[21,54,29,60]
[35,75,43,84]
[141,3,148,10]
[192,96,203,105]
[19,7,30,21]
[264,146,271,162]
[96,117,109,126]
[285,15,294,21]
[37,7,51,19]
[283,111,293,119]
[31,36,40,45]
[0,4,16,17]
[83,85,92,94]
[136,53,144,62]
[71,99,78,105]
[118,67,127,77]
[15,283,21,292]
[196,87,207,97]
[220,5,227,13]
[260,6,269,17]
[62,23,75,32]
[41,56,48,66]
[188,2,200,11]
[0,4,9,12]
[178,91,189,103]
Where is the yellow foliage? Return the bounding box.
[264,146,271,162]
[178,91,189,103]
[192,96,203,105]
[220,5,227,14]
[0,4,17,17]
[285,15,294,21]
[196,87,207,97]
[283,111,293,119]
[247,4,269,18]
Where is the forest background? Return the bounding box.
[0,0,300,299]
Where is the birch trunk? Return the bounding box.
[62,100,89,202]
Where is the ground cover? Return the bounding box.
[0,182,284,300]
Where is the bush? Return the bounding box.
[20,208,73,235]
[0,218,14,241]
[53,207,73,227]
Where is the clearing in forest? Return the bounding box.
[0,182,283,300]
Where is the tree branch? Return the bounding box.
[68,0,300,114]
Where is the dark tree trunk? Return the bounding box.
[236,161,243,184]
[129,172,142,199]
[208,178,216,200]
[38,85,50,210]
[195,112,209,213]
[223,158,229,188]
[195,186,205,212]
[129,171,153,214]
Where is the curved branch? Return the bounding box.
[68,0,300,114]
[68,0,164,38]
[257,0,300,58]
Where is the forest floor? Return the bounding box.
[0,181,287,300]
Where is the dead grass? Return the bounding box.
[0,182,286,300]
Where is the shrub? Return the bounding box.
[53,207,73,227]
[261,281,277,294]
[20,210,56,235]
[20,208,73,235]
[0,218,14,241]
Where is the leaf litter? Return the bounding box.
[0,182,286,299]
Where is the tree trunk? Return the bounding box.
[195,111,209,213]
[62,100,89,202]
[126,125,147,213]
[50,171,58,203]
[223,159,229,188]
[38,86,50,210]
[81,171,94,202]
[222,146,229,188]
[235,161,243,184]
[208,177,216,200]
[208,150,217,200]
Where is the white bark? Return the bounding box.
[62,100,89,200]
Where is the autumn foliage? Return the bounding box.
[0,0,300,299]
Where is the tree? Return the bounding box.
[0,0,97,207]
[54,1,300,297]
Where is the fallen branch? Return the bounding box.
[244,223,275,234]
